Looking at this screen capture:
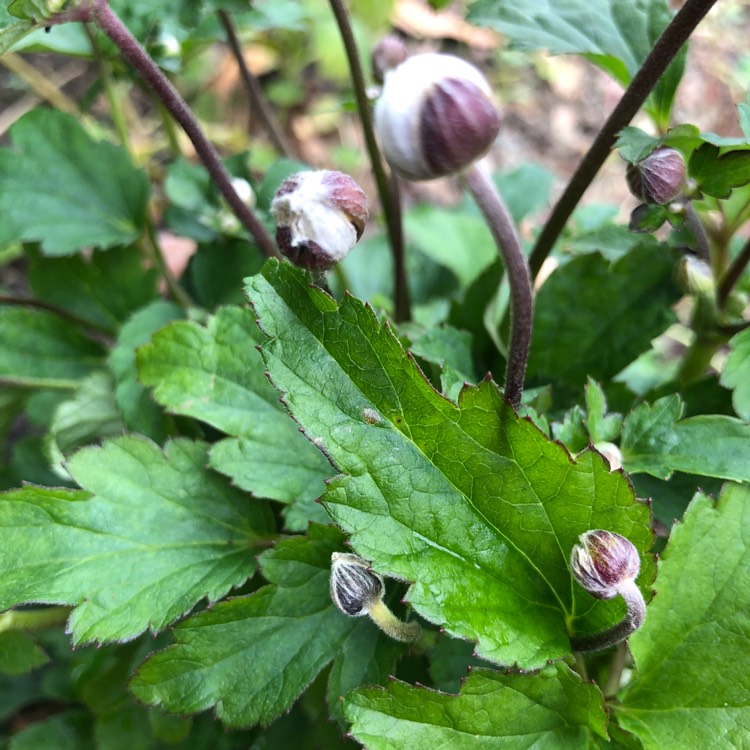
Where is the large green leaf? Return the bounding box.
[616,484,750,748]
[245,261,653,670]
[0,306,105,389]
[130,524,402,729]
[689,143,750,199]
[345,663,608,749]
[137,305,332,530]
[528,247,679,398]
[720,327,750,421]
[28,246,159,333]
[0,437,275,644]
[0,109,149,255]
[467,0,685,127]
[620,394,750,482]
[108,300,184,440]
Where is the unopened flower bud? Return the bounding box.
[330,552,422,642]
[594,442,623,472]
[270,170,368,271]
[677,254,714,297]
[330,552,383,616]
[371,35,408,84]
[570,530,640,600]
[626,147,686,205]
[375,53,501,181]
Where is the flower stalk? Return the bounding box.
[462,165,533,409]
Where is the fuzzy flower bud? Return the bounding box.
[570,530,640,600]
[626,147,686,205]
[375,53,501,181]
[371,35,408,84]
[270,170,368,271]
[330,552,384,617]
[330,553,422,642]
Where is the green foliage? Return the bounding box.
[620,394,750,482]
[467,0,685,128]
[345,663,608,748]
[0,438,275,644]
[245,261,653,669]
[131,524,401,728]
[616,484,750,747]
[0,110,149,254]
[528,247,680,400]
[0,0,748,747]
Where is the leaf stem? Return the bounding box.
[528,0,719,279]
[717,234,750,307]
[83,0,278,259]
[327,0,409,322]
[217,10,295,159]
[142,219,194,308]
[0,606,71,634]
[571,580,646,653]
[462,164,533,409]
[0,294,113,335]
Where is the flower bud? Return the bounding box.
[593,442,623,472]
[570,530,640,600]
[375,53,501,181]
[372,35,408,84]
[330,552,384,617]
[626,147,686,205]
[270,170,368,271]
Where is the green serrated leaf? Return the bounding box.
[0,437,275,644]
[620,394,750,482]
[131,524,396,729]
[8,710,92,750]
[468,0,685,128]
[8,0,64,22]
[0,306,105,389]
[0,18,35,53]
[28,246,159,333]
[108,300,184,440]
[528,248,679,399]
[245,261,653,669]
[689,142,750,199]
[616,484,750,748]
[585,378,623,444]
[552,405,589,453]
[345,663,608,749]
[0,630,49,675]
[46,371,125,475]
[0,109,149,254]
[720,327,750,421]
[137,306,332,528]
[628,204,669,234]
[407,325,475,401]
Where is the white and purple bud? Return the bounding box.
[270,170,368,271]
[330,552,422,642]
[374,53,501,181]
[330,552,384,617]
[570,530,640,600]
[626,147,686,205]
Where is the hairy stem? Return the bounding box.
[717,234,750,307]
[0,606,71,634]
[217,10,295,158]
[369,599,422,643]
[328,0,409,322]
[388,171,411,321]
[86,0,278,258]
[529,0,718,278]
[462,165,533,409]
[571,580,646,653]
